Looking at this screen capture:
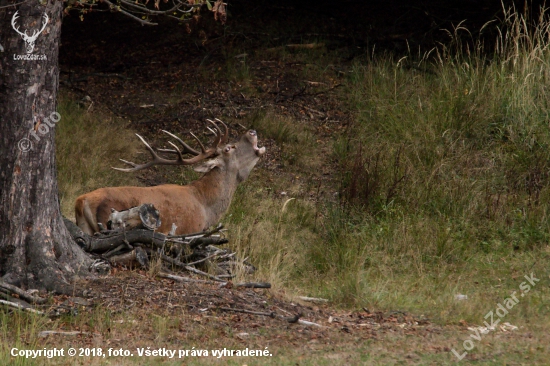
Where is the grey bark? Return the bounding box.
[0,0,92,293]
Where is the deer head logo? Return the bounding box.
[11,11,49,54]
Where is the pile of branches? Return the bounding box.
[64,203,259,284]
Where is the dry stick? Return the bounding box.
[217,307,323,328]
[168,223,224,240]
[162,272,270,289]
[0,281,47,304]
[156,253,225,282]
[297,319,324,328]
[235,282,271,289]
[158,272,219,285]
[185,251,227,267]
[0,300,44,314]
[189,236,229,249]
[298,296,329,303]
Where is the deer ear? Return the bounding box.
[194,158,222,173]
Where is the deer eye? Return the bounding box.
[224,146,231,153]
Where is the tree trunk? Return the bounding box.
[0,0,92,293]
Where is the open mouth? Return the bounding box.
[249,130,266,156]
[253,143,266,156]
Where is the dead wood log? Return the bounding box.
[108,203,161,231]
[87,229,166,253]
[64,218,164,252]
[64,217,227,253]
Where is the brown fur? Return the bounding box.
[75,130,264,235]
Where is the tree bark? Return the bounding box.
[0,0,92,293]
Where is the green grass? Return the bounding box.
[224,6,550,329]
[328,12,550,314]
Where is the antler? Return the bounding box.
[32,13,49,40]
[11,11,48,40]
[11,11,26,38]
[113,120,229,172]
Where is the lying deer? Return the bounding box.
[75,120,265,235]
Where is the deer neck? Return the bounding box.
[190,168,238,226]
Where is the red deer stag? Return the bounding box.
[75,120,265,235]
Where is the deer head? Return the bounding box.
[114,119,265,181]
[11,11,49,54]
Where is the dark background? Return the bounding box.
[60,0,548,67]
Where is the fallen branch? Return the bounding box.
[236,282,271,289]
[0,300,44,314]
[0,281,47,304]
[188,236,229,249]
[168,223,225,240]
[64,218,166,252]
[185,251,229,267]
[108,203,161,231]
[217,307,323,328]
[158,272,219,285]
[153,251,226,282]
[298,296,329,303]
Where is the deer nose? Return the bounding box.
[249,130,257,136]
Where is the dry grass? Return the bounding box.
[56,94,140,219]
